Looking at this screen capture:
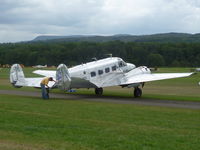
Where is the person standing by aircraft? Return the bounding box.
[40,77,55,99]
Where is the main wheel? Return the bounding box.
[134,87,142,98]
[95,88,103,95]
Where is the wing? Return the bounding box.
[93,72,193,87]
[33,70,56,78]
[122,72,193,85]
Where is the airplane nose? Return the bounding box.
[130,64,136,69]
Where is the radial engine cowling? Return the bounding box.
[56,64,71,91]
[126,66,151,77]
[124,66,151,88]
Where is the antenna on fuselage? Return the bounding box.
[105,53,112,58]
[91,57,97,61]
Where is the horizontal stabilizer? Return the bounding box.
[10,64,55,88]
[33,70,56,77]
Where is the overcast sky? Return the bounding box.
[0,0,200,43]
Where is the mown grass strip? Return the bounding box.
[0,95,199,150]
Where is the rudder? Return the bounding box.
[10,64,25,88]
[56,64,71,91]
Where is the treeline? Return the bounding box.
[0,41,200,67]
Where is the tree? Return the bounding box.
[147,53,165,67]
[171,60,180,67]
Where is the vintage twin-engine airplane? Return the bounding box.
[10,57,193,97]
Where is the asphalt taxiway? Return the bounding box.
[0,90,200,109]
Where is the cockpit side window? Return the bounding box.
[112,65,117,71]
[118,61,127,67]
[119,61,123,67]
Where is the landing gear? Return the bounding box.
[134,87,142,98]
[95,88,103,95]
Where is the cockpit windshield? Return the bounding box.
[118,61,127,67]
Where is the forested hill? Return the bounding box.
[1,41,200,67]
[1,33,200,67]
[32,33,200,43]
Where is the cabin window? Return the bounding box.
[98,70,103,75]
[112,65,117,71]
[105,67,110,73]
[90,71,96,77]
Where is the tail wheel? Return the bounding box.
[95,88,103,95]
[134,87,142,98]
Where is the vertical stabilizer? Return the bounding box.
[10,64,25,88]
[56,64,71,90]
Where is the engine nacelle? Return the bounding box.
[125,66,151,77]
[56,64,71,91]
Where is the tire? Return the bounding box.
[95,88,103,95]
[134,87,142,98]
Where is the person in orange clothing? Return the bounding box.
[40,77,55,99]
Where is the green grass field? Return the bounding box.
[0,94,199,150]
[0,67,200,101]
